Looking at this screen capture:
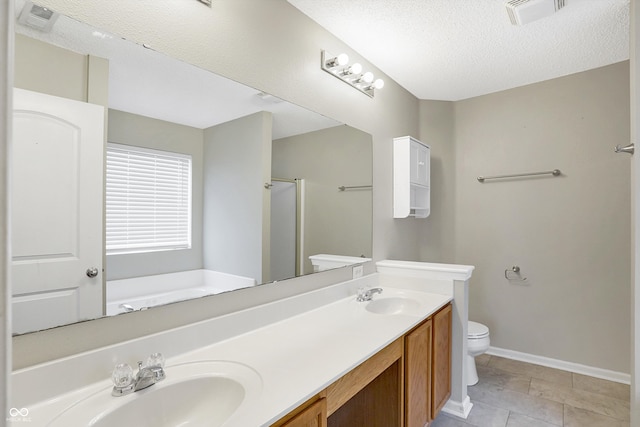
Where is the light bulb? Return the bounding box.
[362,72,374,83]
[373,79,385,89]
[327,53,349,68]
[341,62,363,76]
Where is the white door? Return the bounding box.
[11,88,104,334]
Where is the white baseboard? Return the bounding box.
[487,346,630,385]
[442,396,473,419]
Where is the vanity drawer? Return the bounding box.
[273,394,327,427]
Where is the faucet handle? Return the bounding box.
[111,363,135,396]
[146,352,166,382]
[112,363,133,387]
[146,352,165,368]
[356,287,368,302]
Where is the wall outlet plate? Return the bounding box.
[352,265,364,279]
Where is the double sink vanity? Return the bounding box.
[10,260,474,426]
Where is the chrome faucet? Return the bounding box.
[133,361,166,391]
[112,353,166,396]
[356,287,383,302]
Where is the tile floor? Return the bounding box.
[432,354,630,427]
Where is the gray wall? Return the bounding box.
[203,112,272,284]
[14,33,109,107]
[418,100,456,263]
[452,62,631,372]
[106,109,205,280]
[15,34,87,101]
[273,125,373,274]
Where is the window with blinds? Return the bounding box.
[106,143,192,255]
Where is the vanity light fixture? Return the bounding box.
[321,50,384,98]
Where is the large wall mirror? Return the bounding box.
[12,0,373,335]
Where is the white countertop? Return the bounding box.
[14,276,452,427]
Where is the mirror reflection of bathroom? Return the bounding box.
[11,0,372,334]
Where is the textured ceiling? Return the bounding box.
[288,0,630,100]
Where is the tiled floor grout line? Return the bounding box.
[435,354,630,427]
[504,410,512,427]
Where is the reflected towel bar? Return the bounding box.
[338,185,373,191]
[477,169,561,183]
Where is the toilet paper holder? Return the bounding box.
[505,265,527,281]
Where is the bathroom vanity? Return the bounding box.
[9,261,473,426]
[274,303,452,427]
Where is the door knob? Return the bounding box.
[86,267,99,278]
[614,143,634,155]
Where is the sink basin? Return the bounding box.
[366,297,421,315]
[47,361,262,427]
[360,287,448,316]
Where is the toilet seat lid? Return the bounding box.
[468,321,489,338]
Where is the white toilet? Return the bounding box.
[467,321,490,386]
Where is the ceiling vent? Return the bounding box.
[18,0,59,32]
[505,0,565,26]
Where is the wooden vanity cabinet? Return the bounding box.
[273,395,327,427]
[405,303,452,426]
[431,304,452,418]
[327,338,403,427]
[272,303,452,427]
[404,318,433,427]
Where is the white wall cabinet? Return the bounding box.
[393,136,430,218]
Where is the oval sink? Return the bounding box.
[47,361,262,427]
[366,297,420,315]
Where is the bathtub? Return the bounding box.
[106,269,257,315]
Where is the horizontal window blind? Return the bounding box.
[106,143,192,254]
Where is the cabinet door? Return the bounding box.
[280,398,327,427]
[432,304,452,418]
[405,318,432,427]
[409,141,429,187]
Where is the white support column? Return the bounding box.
[376,260,474,419]
[442,278,472,418]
